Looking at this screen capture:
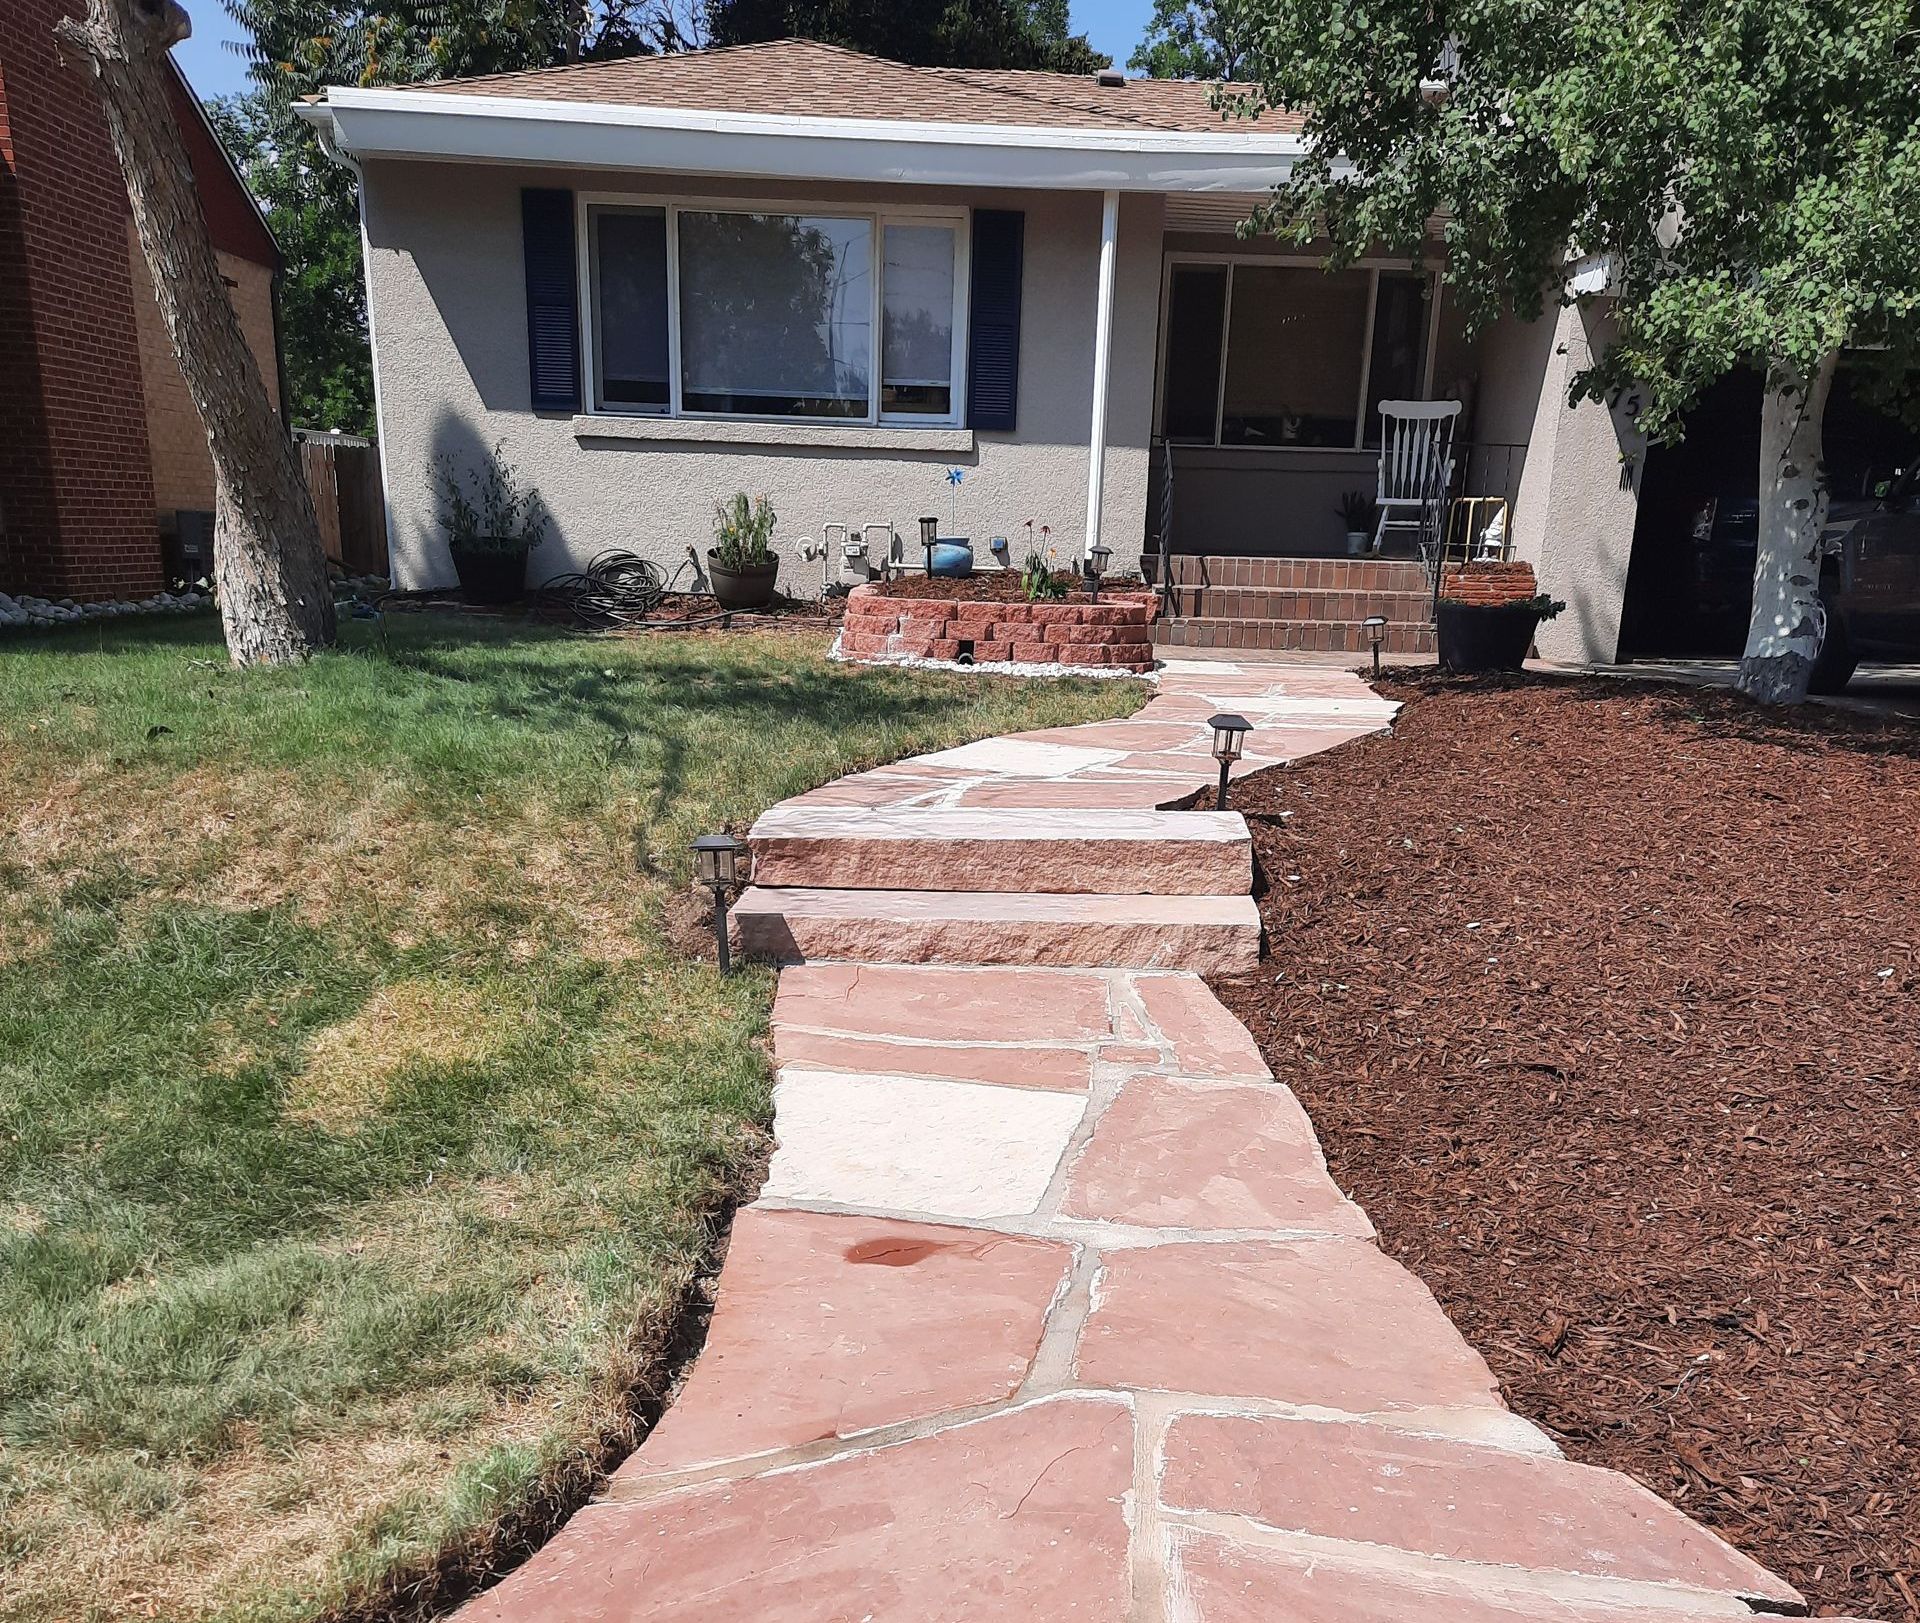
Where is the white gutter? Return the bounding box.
[1084,190,1119,560]
[298,88,1305,193]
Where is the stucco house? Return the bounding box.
[301,39,1647,662]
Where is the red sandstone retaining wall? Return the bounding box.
[839,584,1159,673]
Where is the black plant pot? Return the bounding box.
[448,541,529,605]
[707,552,780,611]
[1436,600,1543,673]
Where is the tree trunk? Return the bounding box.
[1736,352,1839,705]
[57,0,335,666]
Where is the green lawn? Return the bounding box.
[0,612,1143,1622]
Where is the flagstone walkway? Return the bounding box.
[463,660,1826,1622]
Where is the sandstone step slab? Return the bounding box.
[747,806,1251,894]
[733,887,1262,972]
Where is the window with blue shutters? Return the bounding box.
[522,188,581,414]
[966,210,1024,432]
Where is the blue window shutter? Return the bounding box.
[522,188,581,413]
[967,210,1024,432]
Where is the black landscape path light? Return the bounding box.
[1363,614,1388,677]
[1085,541,1113,600]
[692,833,746,974]
[1208,712,1251,810]
[919,516,939,575]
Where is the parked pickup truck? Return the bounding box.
[1810,465,1920,692]
[1686,467,1920,692]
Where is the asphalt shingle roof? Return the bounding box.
[405,39,1303,136]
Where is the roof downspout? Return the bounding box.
[1083,187,1119,563]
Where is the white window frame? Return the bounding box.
[1151,253,1444,452]
[577,191,971,430]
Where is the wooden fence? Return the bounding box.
[298,434,388,578]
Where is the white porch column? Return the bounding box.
[1083,188,1120,561]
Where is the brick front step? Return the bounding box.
[748,807,1251,895]
[1157,617,1438,655]
[732,887,1262,973]
[1166,586,1433,623]
[1145,555,1430,593]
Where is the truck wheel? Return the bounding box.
[1807,612,1858,695]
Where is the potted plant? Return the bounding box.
[708,492,780,610]
[432,443,548,604]
[1437,590,1567,673]
[1337,490,1376,556]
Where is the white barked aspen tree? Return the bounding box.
[1737,353,1839,706]
[58,0,336,665]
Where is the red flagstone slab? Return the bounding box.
[1166,1532,1772,1623]
[954,777,1201,810]
[1059,1078,1373,1236]
[466,1398,1135,1622]
[1135,975,1271,1079]
[773,1027,1094,1092]
[1077,1240,1502,1411]
[1160,1415,1802,1608]
[771,963,1113,1044]
[1014,722,1216,752]
[619,1209,1072,1476]
[735,887,1261,974]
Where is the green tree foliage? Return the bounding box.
[1235,0,1920,699]
[1128,0,1250,81]
[703,0,1106,72]
[213,0,694,433]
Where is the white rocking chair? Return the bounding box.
[1373,400,1462,561]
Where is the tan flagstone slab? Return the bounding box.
[1060,1077,1372,1236]
[618,1208,1071,1478]
[772,1027,1094,1092]
[771,963,1114,1044]
[1077,1239,1502,1412]
[463,1397,1135,1622]
[761,1070,1085,1221]
[912,736,1131,776]
[1159,1415,1802,1608]
[1165,1531,1767,1622]
[1134,974,1272,1079]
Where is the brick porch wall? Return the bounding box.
[0,0,161,600]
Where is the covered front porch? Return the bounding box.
[1134,197,1529,564]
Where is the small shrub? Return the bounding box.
[432,444,549,555]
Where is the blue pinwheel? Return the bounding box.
[945,467,964,532]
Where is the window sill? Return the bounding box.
[572,415,975,453]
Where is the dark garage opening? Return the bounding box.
[1619,365,1920,659]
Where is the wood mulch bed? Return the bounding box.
[1215,669,1920,1621]
[871,571,1146,602]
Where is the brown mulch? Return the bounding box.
[1214,669,1920,1620]
[872,571,1146,601]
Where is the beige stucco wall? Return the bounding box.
[130,228,280,520]
[1473,299,1644,662]
[359,159,1164,594]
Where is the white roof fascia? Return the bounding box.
[299,88,1307,193]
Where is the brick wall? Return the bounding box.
[0,0,161,599]
[840,585,1160,672]
[1439,561,1540,607]
[133,232,280,521]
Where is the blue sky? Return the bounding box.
[171,0,1160,100]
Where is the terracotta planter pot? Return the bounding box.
[1436,600,1543,673]
[448,540,529,605]
[707,551,780,610]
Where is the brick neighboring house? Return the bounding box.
[0,3,283,602]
